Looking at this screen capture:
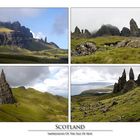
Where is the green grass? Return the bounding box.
[0,46,68,63]
[71,36,140,64]
[0,87,68,122]
[71,36,126,49]
[72,48,140,64]
[71,87,140,122]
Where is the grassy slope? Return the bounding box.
[0,88,68,122]
[71,36,140,64]
[72,87,140,122]
[0,46,68,63]
[0,27,68,63]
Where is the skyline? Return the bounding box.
[71,8,140,32]
[0,8,68,49]
[0,66,68,97]
[71,66,140,85]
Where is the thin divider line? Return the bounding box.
[28,129,113,132]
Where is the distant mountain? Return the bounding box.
[72,82,113,86]
[0,21,60,51]
[72,18,140,38]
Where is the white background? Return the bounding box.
[0,0,140,139]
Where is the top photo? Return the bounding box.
[0,8,68,64]
[71,8,140,64]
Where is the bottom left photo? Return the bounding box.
[0,66,68,122]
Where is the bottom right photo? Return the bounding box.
[71,66,140,122]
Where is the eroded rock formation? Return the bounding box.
[96,24,120,36]
[113,68,140,93]
[0,70,15,104]
[130,18,140,37]
[71,26,91,38]
[121,27,130,36]
[113,69,126,93]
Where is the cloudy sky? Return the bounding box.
[0,66,68,97]
[71,66,140,84]
[71,8,140,32]
[0,8,68,49]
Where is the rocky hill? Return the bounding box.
[0,21,59,51]
[113,68,140,93]
[71,68,140,122]
[72,18,140,38]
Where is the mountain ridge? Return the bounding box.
[0,21,60,51]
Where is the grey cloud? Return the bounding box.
[71,66,140,82]
[52,13,68,35]
[0,8,41,22]
[0,66,49,87]
[71,8,140,32]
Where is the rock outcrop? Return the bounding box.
[72,18,140,38]
[130,18,140,37]
[113,69,126,93]
[115,39,140,48]
[0,70,15,104]
[74,26,81,35]
[0,21,33,38]
[129,67,134,80]
[71,26,91,38]
[122,80,137,93]
[72,42,97,56]
[0,21,33,48]
[113,68,140,94]
[0,21,60,51]
[136,74,140,86]
[121,27,130,36]
[96,24,120,36]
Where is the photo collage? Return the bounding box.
[0,7,140,122]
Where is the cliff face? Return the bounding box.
[113,68,140,93]
[0,21,60,51]
[0,70,15,104]
[0,21,33,48]
[0,32,32,47]
[0,21,33,38]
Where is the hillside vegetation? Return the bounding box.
[0,46,68,63]
[0,87,68,122]
[71,36,140,64]
[72,87,140,122]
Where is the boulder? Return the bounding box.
[126,39,140,48]
[116,40,130,48]
[73,42,97,56]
